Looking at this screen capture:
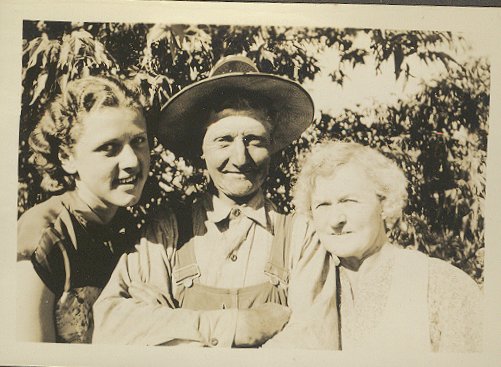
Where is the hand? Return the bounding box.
[128,281,176,308]
[234,303,291,348]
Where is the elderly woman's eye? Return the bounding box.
[314,202,330,209]
[340,198,358,204]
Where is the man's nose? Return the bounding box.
[231,139,251,167]
[119,144,140,171]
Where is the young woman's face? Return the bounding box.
[311,163,387,263]
[64,107,150,210]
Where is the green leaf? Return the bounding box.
[29,72,48,105]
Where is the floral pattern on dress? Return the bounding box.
[55,286,102,343]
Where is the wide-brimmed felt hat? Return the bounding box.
[157,55,314,160]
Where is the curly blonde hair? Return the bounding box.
[293,141,408,226]
[29,75,148,192]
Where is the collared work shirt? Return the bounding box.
[191,191,279,288]
[93,192,338,347]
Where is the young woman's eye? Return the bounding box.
[97,143,120,156]
[131,135,147,147]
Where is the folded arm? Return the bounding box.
[92,243,238,347]
[93,207,294,347]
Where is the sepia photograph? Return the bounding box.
[1,1,500,366]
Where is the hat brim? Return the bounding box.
[157,72,314,160]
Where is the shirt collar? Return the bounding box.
[62,190,108,228]
[204,190,270,229]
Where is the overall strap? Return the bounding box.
[175,203,194,249]
[173,204,200,288]
[264,212,295,286]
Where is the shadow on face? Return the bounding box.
[201,109,273,205]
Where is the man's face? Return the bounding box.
[202,113,272,203]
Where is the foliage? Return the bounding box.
[20,21,116,210]
[267,58,488,284]
[19,21,487,284]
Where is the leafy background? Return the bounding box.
[19,21,488,284]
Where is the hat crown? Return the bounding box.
[158,54,314,160]
[209,55,259,77]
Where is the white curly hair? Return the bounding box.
[293,141,408,227]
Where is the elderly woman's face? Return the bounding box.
[311,163,386,262]
[202,113,272,202]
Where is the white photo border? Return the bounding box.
[1,1,500,366]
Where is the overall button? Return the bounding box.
[269,277,280,286]
[183,278,194,288]
[230,253,238,262]
[210,338,219,346]
[232,208,241,217]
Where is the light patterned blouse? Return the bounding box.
[339,244,482,352]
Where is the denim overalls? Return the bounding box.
[172,210,294,310]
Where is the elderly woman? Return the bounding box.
[292,141,482,352]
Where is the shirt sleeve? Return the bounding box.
[264,214,340,349]
[17,195,65,261]
[92,208,238,347]
[30,227,68,298]
[428,257,483,352]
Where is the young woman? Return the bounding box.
[16,76,151,343]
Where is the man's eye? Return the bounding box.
[214,136,233,146]
[244,135,267,146]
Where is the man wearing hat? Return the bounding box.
[93,56,339,348]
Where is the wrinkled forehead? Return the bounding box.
[203,89,275,131]
[312,163,377,199]
[205,107,273,134]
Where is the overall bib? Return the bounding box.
[172,212,294,310]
